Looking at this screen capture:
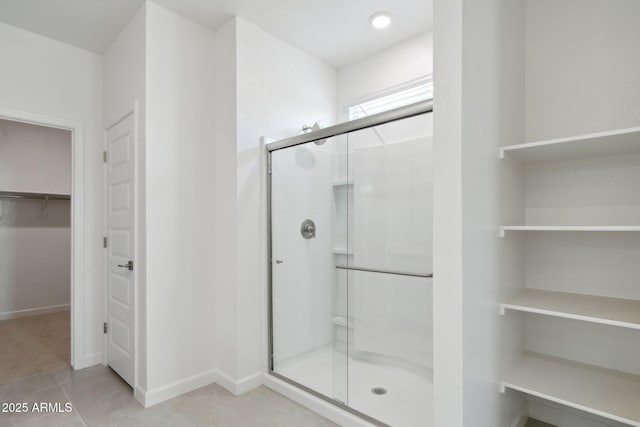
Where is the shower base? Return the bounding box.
[276,346,433,427]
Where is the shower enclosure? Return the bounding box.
[267,101,433,427]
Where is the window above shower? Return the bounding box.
[347,77,433,121]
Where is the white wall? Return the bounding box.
[526,0,640,141]
[460,0,527,425]
[432,0,464,424]
[145,1,217,395]
[0,22,103,367]
[338,32,433,114]
[235,16,336,381]
[433,0,527,425]
[102,2,148,391]
[0,120,71,319]
[0,200,70,320]
[213,16,337,389]
[0,119,71,195]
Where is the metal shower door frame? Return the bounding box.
[265,100,433,427]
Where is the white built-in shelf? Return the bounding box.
[332,180,353,187]
[332,248,353,255]
[500,288,640,330]
[499,126,640,164]
[499,225,640,237]
[501,352,640,426]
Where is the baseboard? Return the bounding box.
[134,369,264,408]
[263,373,376,427]
[134,386,147,407]
[0,304,70,321]
[510,401,529,427]
[76,352,103,370]
[217,370,263,395]
[528,396,629,427]
[140,369,219,407]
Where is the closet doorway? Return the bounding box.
[0,108,86,384]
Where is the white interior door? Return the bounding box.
[105,114,135,387]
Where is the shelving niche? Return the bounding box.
[502,352,640,426]
[499,124,640,426]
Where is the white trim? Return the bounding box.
[133,386,147,407]
[263,374,376,427]
[217,370,264,396]
[136,369,219,407]
[499,225,640,237]
[0,304,70,321]
[83,352,103,368]
[0,106,85,371]
[132,100,141,400]
[499,126,640,159]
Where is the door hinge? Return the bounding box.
[103,151,108,163]
[103,322,108,334]
[103,237,108,248]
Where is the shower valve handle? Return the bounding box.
[300,219,316,239]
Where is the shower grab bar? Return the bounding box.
[335,264,433,278]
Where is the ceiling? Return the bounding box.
[0,0,432,67]
[0,0,146,54]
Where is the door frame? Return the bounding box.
[0,106,86,369]
[102,104,138,388]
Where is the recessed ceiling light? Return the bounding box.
[369,11,391,29]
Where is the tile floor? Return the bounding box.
[0,313,560,427]
[1,312,337,426]
[0,312,70,384]
[0,366,338,426]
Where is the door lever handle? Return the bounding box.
[118,260,134,271]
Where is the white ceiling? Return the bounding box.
[0,0,146,54]
[0,0,432,67]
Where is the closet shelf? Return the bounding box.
[332,180,353,187]
[499,126,640,164]
[501,352,640,427]
[499,225,640,237]
[500,288,640,330]
[0,190,70,201]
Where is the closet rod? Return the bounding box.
[0,191,70,201]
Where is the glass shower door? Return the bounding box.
[269,134,349,404]
[268,105,433,427]
[344,115,433,426]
